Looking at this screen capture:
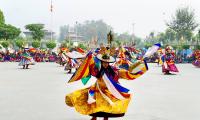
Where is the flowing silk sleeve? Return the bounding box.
[118,60,148,80]
[68,53,94,83]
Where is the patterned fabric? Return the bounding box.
[18,52,35,66]
[66,88,131,115]
[56,52,67,65]
[192,59,200,67]
[114,47,136,70]
[66,53,148,116]
[192,50,200,67]
[68,52,93,83]
[18,58,35,66]
[64,62,72,71]
[162,53,179,73]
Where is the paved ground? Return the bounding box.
[0,62,200,120]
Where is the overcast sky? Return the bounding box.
[0,0,200,38]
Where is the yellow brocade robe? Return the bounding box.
[66,56,148,115]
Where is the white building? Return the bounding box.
[66,27,84,43]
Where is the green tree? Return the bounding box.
[157,32,166,44]
[172,45,178,50]
[144,43,152,49]
[197,45,200,49]
[32,40,41,48]
[134,36,143,48]
[0,24,21,40]
[1,40,9,48]
[114,32,143,47]
[46,41,56,50]
[15,39,26,49]
[25,24,45,40]
[197,30,200,46]
[78,43,87,50]
[182,44,190,49]
[150,32,155,38]
[0,9,5,24]
[60,41,68,48]
[145,31,158,45]
[115,39,122,46]
[117,32,132,42]
[167,7,198,42]
[75,20,111,43]
[0,10,21,40]
[165,28,176,43]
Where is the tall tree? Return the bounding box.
[1,40,9,49]
[157,32,166,44]
[77,20,111,43]
[114,32,143,47]
[117,32,132,42]
[196,30,200,46]
[0,9,21,40]
[145,31,156,44]
[25,24,45,41]
[150,32,155,38]
[0,24,21,40]
[167,7,198,41]
[15,39,26,49]
[0,9,5,24]
[165,28,176,43]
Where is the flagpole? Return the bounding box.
[50,0,53,41]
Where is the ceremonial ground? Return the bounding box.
[0,63,200,120]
